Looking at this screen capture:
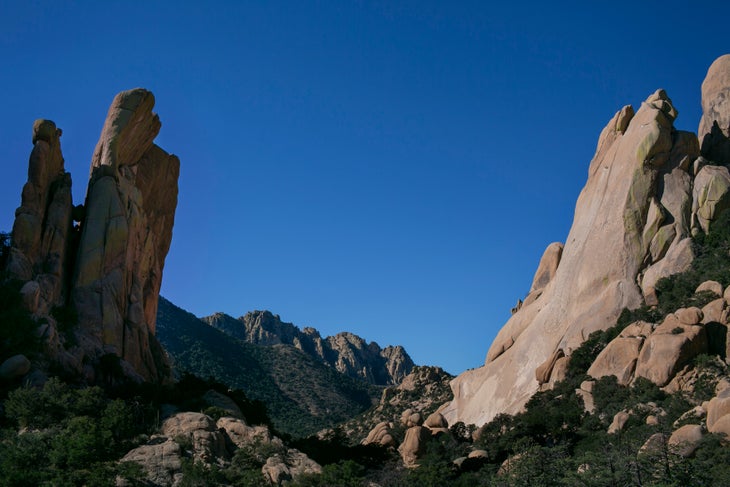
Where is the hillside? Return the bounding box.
[156,297,381,437]
[202,310,414,385]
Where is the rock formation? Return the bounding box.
[6,119,73,316]
[203,310,414,385]
[3,89,178,383]
[71,89,179,382]
[443,55,730,427]
[121,411,321,486]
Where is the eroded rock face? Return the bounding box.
[443,56,730,427]
[4,89,178,384]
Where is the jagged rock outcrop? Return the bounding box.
[3,89,178,384]
[120,411,321,486]
[203,310,414,385]
[443,56,730,427]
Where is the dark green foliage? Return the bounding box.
[292,429,391,469]
[294,460,368,487]
[0,279,40,362]
[50,303,78,334]
[0,378,154,486]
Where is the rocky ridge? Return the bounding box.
[2,88,178,383]
[203,310,414,385]
[443,55,730,427]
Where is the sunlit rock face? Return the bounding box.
[5,89,178,383]
[442,55,730,427]
[72,89,179,382]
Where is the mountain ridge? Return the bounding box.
[202,309,414,386]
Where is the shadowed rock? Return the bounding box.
[6,119,73,316]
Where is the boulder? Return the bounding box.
[424,411,448,429]
[19,281,41,314]
[161,412,227,463]
[400,409,422,427]
[675,307,704,326]
[119,437,183,486]
[0,354,31,380]
[697,280,724,297]
[362,421,396,448]
[587,337,642,385]
[216,417,281,449]
[398,426,431,467]
[608,411,630,434]
[668,424,704,457]
[691,165,730,235]
[707,391,730,433]
[702,298,727,324]
[261,450,321,485]
[709,414,730,437]
[634,320,707,386]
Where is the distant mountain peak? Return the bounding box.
[202,310,414,385]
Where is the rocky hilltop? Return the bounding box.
[203,310,414,385]
[443,55,730,427]
[156,297,382,437]
[3,89,178,383]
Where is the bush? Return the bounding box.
[0,280,40,361]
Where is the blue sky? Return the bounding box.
[1,1,728,374]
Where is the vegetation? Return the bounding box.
[0,378,153,485]
[2,208,730,485]
[156,296,381,437]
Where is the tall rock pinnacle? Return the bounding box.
[6,120,73,315]
[72,89,179,382]
[4,89,178,383]
[442,55,730,427]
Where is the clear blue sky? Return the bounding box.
[1,1,728,374]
